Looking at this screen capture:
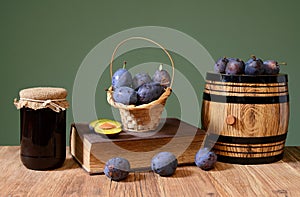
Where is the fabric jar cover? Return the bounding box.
[14,87,69,112]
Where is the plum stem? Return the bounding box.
[279,62,287,66]
[159,64,163,71]
[123,61,127,69]
[251,55,256,60]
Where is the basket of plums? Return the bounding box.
[107,37,174,132]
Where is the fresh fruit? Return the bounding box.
[89,119,122,138]
[137,82,164,105]
[225,58,245,75]
[195,147,217,171]
[104,157,130,181]
[227,57,239,61]
[214,57,228,73]
[112,62,132,89]
[151,152,178,177]
[152,64,171,87]
[132,72,152,90]
[245,55,264,75]
[113,86,137,105]
[214,55,286,75]
[263,60,286,75]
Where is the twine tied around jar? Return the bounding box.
[19,98,67,111]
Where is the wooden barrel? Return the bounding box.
[201,72,289,164]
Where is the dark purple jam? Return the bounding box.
[20,107,66,170]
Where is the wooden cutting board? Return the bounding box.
[70,118,206,174]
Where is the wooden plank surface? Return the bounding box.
[1,146,300,196]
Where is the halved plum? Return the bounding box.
[89,119,122,138]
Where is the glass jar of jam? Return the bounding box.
[14,87,69,170]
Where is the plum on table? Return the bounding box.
[195,147,217,171]
[104,157,130,181]
[151,152,178,177]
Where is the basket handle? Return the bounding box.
[110,36,175,88]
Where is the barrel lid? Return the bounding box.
[206,72,288,83]
[14,87,69,112]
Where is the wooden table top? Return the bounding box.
[1,146,300,196]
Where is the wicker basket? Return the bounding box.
[107,37,174,132]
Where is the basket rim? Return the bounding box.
[107,86,172,110]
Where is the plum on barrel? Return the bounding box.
[112,62,132,89]
[245,55,264,75]
[132,72,152,90]
[104,157,130,181]
[151,152,178,177]
[113,86,137,105]
[263,60,286,75]
[137,82,164,105]
[214,57,228,73]
[225,58,245,75]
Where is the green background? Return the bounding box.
[1,0,299,145]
